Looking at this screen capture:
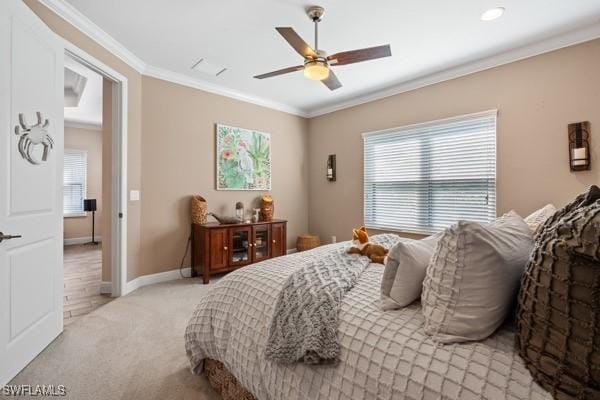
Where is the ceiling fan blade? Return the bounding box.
[254,65,304,79]
[322,70,342,91]
[328,45,391,66]
[276,27,317,59]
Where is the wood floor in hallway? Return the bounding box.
[63,243,112,325]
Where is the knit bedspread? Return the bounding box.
[265,235,397,364]
[185,234,551,400]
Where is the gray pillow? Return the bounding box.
[380,234,441,310]
[421,211,533,343]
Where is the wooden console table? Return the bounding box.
[191,219,287,284]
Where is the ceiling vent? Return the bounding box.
[190,59,227,77]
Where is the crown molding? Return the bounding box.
[143,65,308,117]
[37,0,600,119]
[64,118,102,130]
[38,0,308,117]
[38,0,147,73]
[305,22,600,118]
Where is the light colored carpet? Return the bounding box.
[4,278,220,400]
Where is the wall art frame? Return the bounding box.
[216,124,272,191]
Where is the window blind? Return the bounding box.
[363,110,496,235]
[63,149,87,216]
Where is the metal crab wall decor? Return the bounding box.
[14,112,54,165]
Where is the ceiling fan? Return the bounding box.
[254,6,392,91]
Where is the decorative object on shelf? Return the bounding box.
[252,208,261,223]
[236,202,245,221]
[568,121,591,171]
[216,124,271,190]
[83,199,98,245]
[297,234,321,252]
[260,195,274,221]
[14,112,54,165]
[191,195,208,224]
[326,154,336,181]
[208,212,241,225]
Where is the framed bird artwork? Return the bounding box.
[215,124,272,191]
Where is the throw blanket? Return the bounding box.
[265,247,373,364]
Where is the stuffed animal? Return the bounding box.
[347,226,388,264]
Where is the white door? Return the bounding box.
[0,0,64,385]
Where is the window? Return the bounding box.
[363,110,496,235]
[63,149,87,216]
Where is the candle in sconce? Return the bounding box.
[571,147,587,166]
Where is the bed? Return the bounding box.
[185,235,551,400]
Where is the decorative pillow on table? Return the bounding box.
[523,204,557,236]
[421,211,534,344]
[516,186,600,399]
[380,233,441,310]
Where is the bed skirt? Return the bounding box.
[204,359,256,400]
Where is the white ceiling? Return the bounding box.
[64,55,103,127]
[58,0,600,116]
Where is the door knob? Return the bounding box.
[0,232,22,243]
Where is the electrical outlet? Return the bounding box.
[332,236,337,244]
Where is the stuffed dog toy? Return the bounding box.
[347,226,388,264]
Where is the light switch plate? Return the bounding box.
[130,190,140,201]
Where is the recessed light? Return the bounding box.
[481,7,505,21]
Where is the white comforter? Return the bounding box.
[185,235,551,400]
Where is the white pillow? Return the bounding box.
[524,204,557,235]
[421,211,533,343]
[380,234,441,310]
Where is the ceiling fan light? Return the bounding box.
[481,7,505,21]
[304,60,330,80]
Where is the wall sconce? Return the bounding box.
[327,154,336,181]
[568,121,591,171]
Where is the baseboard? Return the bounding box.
[124,251,297,295]
[125,267,191,295]
[100,281,112,294]
[64,236,102,246]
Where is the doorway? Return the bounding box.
[64,42,128,299]
[62,54,111,324]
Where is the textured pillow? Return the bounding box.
[516,186,600,399]
[524,204,557,235]
[380,233,441,310]
[421,211,533,343]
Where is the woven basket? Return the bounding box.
[191,195,208,224]
[297,234,320,252]
[515,186,600,400]
[204,359,256,400]
[260,195,274,222]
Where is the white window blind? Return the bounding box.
[363,110,497,235]
[63,149,87,216]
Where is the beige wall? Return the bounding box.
[308,39,600,244]
[63,126,102,240]
[140,77,308,275]
[25,1,600,280]
[26,0,144,281]
[26,1,309,281]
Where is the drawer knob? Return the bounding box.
[249,243,253,247]
[223,246,228,251]
[272,240,276,244]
